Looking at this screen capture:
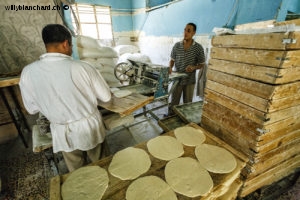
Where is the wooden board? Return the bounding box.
[209,58,300,84]
[50,123,248,200]
[239,154,300,197]
[0,76,20,88]
[202,108,300,156]
[206,79,300,112]
[207,69,300,100]
[202,99,300,148]
[218,179,243,200]
[243,141,300,178]
[205,88,300,126]
[98,93,154,117]
[251,129,300,156]
[201,115,254,157]
[210,47,300,68]
[211,32,300,50]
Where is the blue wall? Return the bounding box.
[68,0,300,36]
[132,0,285,36]
[277,0,300,21]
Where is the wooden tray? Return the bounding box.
[50,123,248,200]
[173,101,203,124]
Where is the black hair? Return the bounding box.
[42,24,71,45]
[187,22,197,32]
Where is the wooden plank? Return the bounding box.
[207,69,300,100]
[287,31,300,49]
[50,175,61,200]
[201,107,300,155]
[0,76,20,88]
[210,48,300,69]
[205,89,266,124]
[239,154,300,197]
[201,115,254,156]
[244,141,300,178]
[203,99,262,137]
[203,98,300,144]
[207,69,275,99]
[218,179,243,200]
[251,129,300,156]
[98,93,154,117]
[211,32,300,50]
[234,20,275,31]
[206,80,269,112]
[257,117,300,146]
[210,47,286,68]
[206,78,300,112]
[209,58,300,84]
[275,19,300,26]
[205,87,300,126]
[50,123,248,200]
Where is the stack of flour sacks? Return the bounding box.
[77,35,151,87]
[77,35,120,87]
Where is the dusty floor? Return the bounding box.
[0,100,299,199]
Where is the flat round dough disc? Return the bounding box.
[195,144,237,174]
[147,136,184,161]
[165,157,213,197]
[174,126,206,146]
[61,166,109,200]
[108,147,151,180]
[113,89,132,98]
[126,175,178,200]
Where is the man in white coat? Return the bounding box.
[19,24,112,172]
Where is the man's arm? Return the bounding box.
[186,62,205,73]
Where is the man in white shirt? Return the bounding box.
[19,24,112,172]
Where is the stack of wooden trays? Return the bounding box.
[201,29,300,197]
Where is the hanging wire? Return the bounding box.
[223,0,239,28]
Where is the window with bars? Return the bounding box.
[71,4,113,40]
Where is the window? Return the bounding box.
[71,4,113,40]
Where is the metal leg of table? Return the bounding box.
[0,87,28,148]
[7,87,31,131]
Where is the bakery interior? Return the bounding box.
[1,0,300,199]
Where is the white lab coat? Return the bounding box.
[19,53,111,153]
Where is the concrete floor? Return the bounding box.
[0,100,167,175]
[0,100,299,199]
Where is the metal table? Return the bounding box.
[0,76,29,148]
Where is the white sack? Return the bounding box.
[114,45,140,56]
[118,53,151,63]
[77,35,102,49]
[78,47,118,59]
[96,58,117,68]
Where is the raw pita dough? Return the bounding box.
[126,176,178,200]
[195,144,237,174]
[61,166,109,200]
[108,147,151,180]
[165,157,213,197]
[174,126,206,146]
[113,89,132,98]
[147,136,184,161]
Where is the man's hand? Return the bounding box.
[186,65,196,73]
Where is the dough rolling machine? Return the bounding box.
[113,59,187,120]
